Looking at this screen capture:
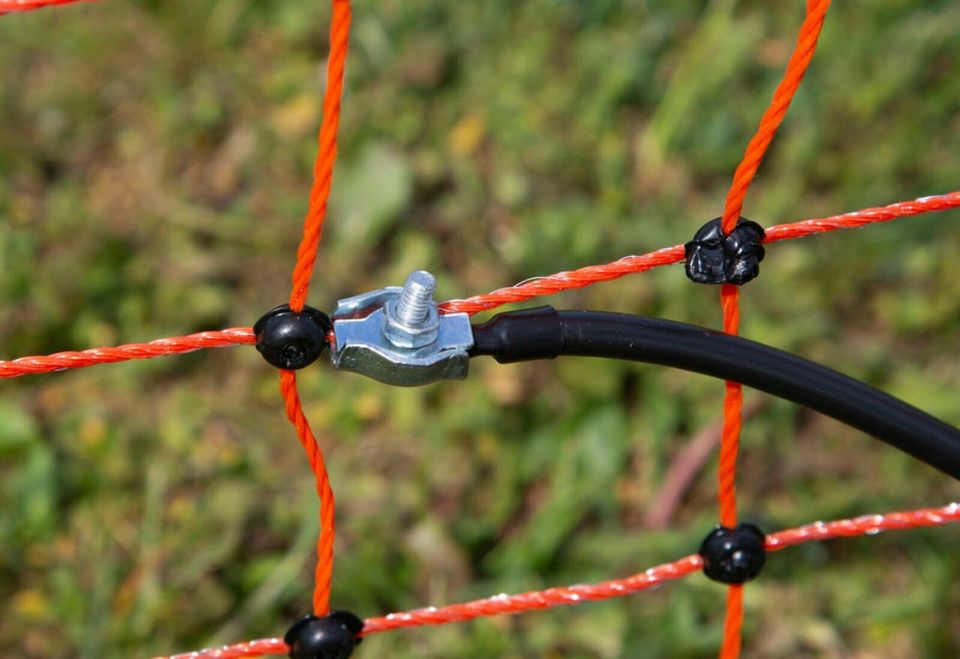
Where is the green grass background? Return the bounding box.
[1,1,959,657]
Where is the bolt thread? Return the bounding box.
[394,271,436,326]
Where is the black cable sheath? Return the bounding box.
[469,307,960,481]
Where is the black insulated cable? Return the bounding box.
[469,307,960,481]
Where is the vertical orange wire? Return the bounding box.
[289,0,352,312]
[280,371,336,615]
[718,285,744,657]
[719,585,744,659]
[715,2,831,657]
[279,0,352,617]
[720,0,832,234]
[717,284,742,529]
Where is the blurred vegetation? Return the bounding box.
[1,1,959,657]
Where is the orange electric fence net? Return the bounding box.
[3,2,960,658]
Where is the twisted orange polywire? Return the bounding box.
[717,284,742,529]
[6,3,958,657]
[288,0,352,313]
[718,284,745,659]
[280,0,352,618]
[719,0,833,235]
[0,0,92,13]
[0,329,254,378]
[157,503,960,659]
[439,190,960,317]
[365,502,960,632]
[715,1,831,657]
[280,370,336,615]
[2,192,955,380]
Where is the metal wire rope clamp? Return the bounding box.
[329,270,474,386]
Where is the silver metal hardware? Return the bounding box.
[383,271,440,349]
[329,270,473,386]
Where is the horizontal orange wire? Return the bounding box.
[766,504,960,551]
[441,191,960,315]
[0,328,254,378]
[161,638,288,659]
[0,0,93,13]
[2,191,957,378]
[158,502,960,658]
[362,555,705,635]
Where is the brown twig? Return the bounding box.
[645,400,766,529]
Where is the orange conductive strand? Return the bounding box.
[161,638,289,659]
[0,328,254,379]
[278,0,352,621]
[288,0,352,312]
[719,585,744,659]
[714,2,831,656]
[766,503,960,549]
[156,502,960,659]
[719,0,832,234]
[6,3,958,659]
[763,191,960,243]
[363,555,706,635]
[1,191,956,379]
[717,284,742,529]
[0,0,92,13]
[718,284,745,659]
[440,191,960,316]
[280,370,337,615]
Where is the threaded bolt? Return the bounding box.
[383,270,440,349]
[394,271,436,326]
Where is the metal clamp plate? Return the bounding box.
[330,289,473,387]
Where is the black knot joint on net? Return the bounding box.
[698,523,767,584]
[684,217,766,285]
[254,304,332,370]
[284,611,364,659]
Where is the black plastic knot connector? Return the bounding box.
[284,611,364,659]
[684,217,766,285]
[254,304,332,370]
[698,523,766,584]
